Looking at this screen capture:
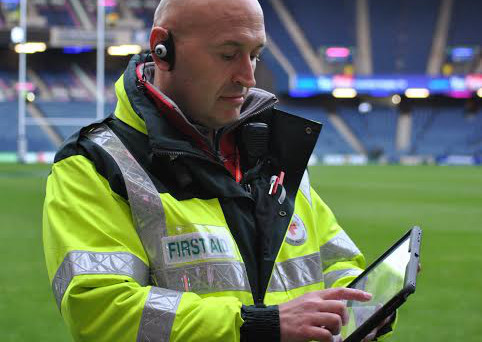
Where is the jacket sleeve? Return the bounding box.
[309,187,396,341]
[309,189,366,288]
[43,155,245,342]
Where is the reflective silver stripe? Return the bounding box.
[87,125,252,293]
[163,261,251,293]
[320,230,361,270]
[323,268,363,288]
[299,170,312,206]
[137,287,182,342]
[268,252,323,292]
[52,251,149,309]
[87,125,168,287]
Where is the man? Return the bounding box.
[43,0,393,341]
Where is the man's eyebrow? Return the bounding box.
[217,40,266,50]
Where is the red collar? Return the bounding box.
[136,63,213,156]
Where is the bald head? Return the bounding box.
[152,0,180,28]
[153,0,263,37]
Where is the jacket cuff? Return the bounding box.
[240,304,280,342]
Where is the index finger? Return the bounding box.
[319,288,372,302]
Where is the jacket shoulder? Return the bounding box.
[53,118,129,200]
[54,117,170,200]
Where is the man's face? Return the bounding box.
[164,0,266,129]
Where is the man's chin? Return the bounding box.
[205,104,242,128]
[223,109,242,125]
[211,107,241,127]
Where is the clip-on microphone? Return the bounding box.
[238,122,270,171]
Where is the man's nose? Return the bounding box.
[232,55,256,88]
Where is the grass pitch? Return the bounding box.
[310,165,482,341]
[0,163,481,341]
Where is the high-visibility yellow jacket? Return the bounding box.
[43,54,386,342]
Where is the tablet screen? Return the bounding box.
[341,235,411,339]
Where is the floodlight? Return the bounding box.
[391,94,401,105]
[405,88,430,99]
[108,45,142,56]
[332,88,357,98]
[14,42,47,54]
[11,26,25,44]
[26,92,36,102]
[358,102,372,113]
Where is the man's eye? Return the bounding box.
[251,55,261,62]
[222,54,236,61]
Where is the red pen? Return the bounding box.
[272,171,285,195]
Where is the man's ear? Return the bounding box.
[150,27,171,71]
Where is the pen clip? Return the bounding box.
[268,175,277,195]
[269,171,285,197]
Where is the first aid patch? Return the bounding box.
[162,232,235,265]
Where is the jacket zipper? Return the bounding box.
[152,148,241,182]
[152,148,218,164]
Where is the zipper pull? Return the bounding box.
[169,154,179,161]
[136,69,147,91]
[244,183,252,194]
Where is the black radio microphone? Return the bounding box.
[238,122,270,170]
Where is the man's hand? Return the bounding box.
[360,313,394,342]
[279,288,372,342]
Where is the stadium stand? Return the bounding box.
[1,101,60,152]
[0,102,17,151]
[0,70,17,101]
[411,107,482,156]
[0,100,117,152]
[448,0,482,46]
[36,101,108,118]
[36,69,89,101]
[283,0,355,48]
[0,0,480,164]
[34,0,78,28]
[125,0,157,28]
[0,0,19,28]
[259,51,290,94]
[259,0,313,76]
[370,0,439,74]
[337,105,398,157]
[78,0,98,27]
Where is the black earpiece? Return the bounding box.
[154,44,167,58]
[152,30,176,71]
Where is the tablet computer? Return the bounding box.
[341,226,422,342]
